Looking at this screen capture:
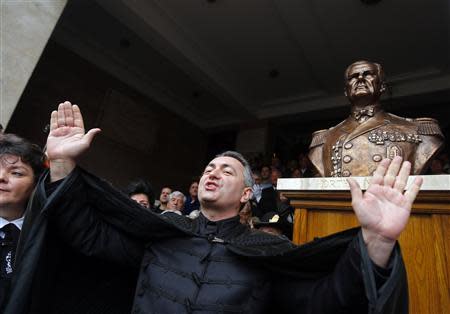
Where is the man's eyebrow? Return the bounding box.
[6,164,28,170]
[204,162,236,171]
[221,163,237,172]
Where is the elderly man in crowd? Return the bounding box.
[6,102,421,314]
[161,191,185,215]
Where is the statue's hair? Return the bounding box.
[345,60,385,83]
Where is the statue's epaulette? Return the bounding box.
[309,129,328,148]
[415,117,444,137]
[387,112,414,122]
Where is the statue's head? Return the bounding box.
[344,60,386,104]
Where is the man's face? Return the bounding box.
[252,173,261,185]
[131,193,150,208]
[159,187,172,204]
[271,170,281,186]
[189,182,198,198]
[345,62,384,102]
[0,154,35,217]
[260,166,271,181]
[198,156,251,213]
[167,195,184,210]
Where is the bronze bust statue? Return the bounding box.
[309,60,444,177]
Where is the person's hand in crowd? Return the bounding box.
[347,156,422,267]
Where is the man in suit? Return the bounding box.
[309,60,444,177]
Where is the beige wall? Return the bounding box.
[0,0,67,128]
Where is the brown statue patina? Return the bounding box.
[309,60,444,177]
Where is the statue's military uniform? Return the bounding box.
[309,110,444,177]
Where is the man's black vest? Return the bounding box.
[132,214,273,313]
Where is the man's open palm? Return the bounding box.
[46,102,100,161]
[348,156,423,242]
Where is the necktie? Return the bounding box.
[1,223,20,278]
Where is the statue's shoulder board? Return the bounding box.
[387,112,414,122]
[310,129,328,148]
[415,117,444,137]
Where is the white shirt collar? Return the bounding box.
[0,216,24,231]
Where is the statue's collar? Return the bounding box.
[351,105,382,123]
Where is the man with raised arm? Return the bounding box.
[7,102,421,314]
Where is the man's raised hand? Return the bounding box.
[347,156,423,267]
[46,101,100,181]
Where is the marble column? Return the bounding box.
[0,0,67,128]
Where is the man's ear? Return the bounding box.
[240,187,253,203]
